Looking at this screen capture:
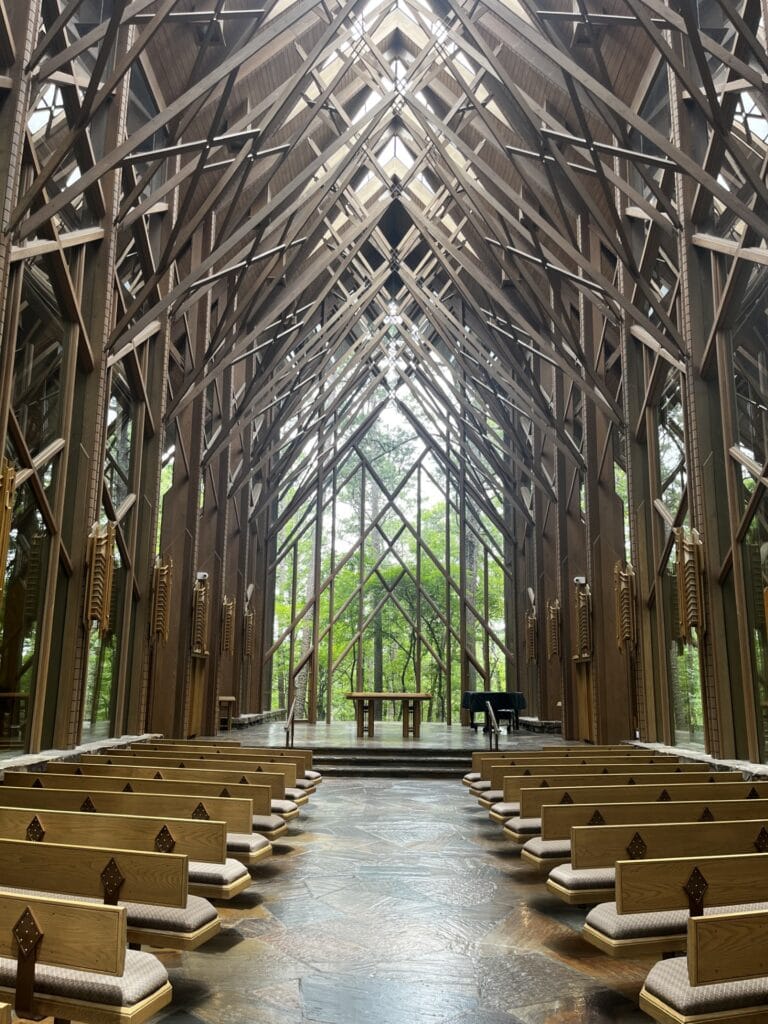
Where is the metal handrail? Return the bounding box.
[284,698,297,748]
[485,701,501,751]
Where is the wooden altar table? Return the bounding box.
[344,692,432,738]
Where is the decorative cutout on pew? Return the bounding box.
[80,796,97,812]
[100,858,125,906]
[239,775,248,784]
[0,459,16,604]
[221,596,236,655]
[614,561,637,652]
[559,793,574,804]
[628,777,636,784]
[699,807,714,821]
[154,771,163,780]
[84,521,116,635]
[151,559,173,645]
[573,580,592,662]
[538,780,550,788]
[674,527,706,644]
[31,779,42,789]
[626,832,647,860]
[154,825,176,853]
[220,788,231,797]
[588,810,606,825]
[74,767,83,775]
[191,575,210,658]
[748,787,760,799]
[657,789,671,801]
[192,802,210,820]
[122,782,134,792]
[755,827,768,853]
[13,906,42,1018]
[683,866,708,916]
[25,816,45,843]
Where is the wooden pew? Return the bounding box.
[0,892,172,1024]
[547,817,768,905]
[463,746,665,783]
[0,836,220,951]
[43,763,291,837]
[505,781,768,843]
[641,908,768,1023]
[80,752,306,806]
[468,753,683,796]
[584,852,768,959]
[485,769,737,816]
[134,743,322,784]
[0,804,256,900]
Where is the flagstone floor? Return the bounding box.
[151,777,652,1024]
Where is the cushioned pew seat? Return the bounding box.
[188,858,253,899]
[293,779,316,793]
[641,956,768,1022]
[250,815,289,840]
[545,862,615,903]
[272,798,300,820]
[583,900,768,958]
[0,947,169,1010]
[519,837,573,872]
[470,781,492,795]
[463,771,481,786]
[221,832,272,868]
[477,789,503,807]
[305,770,322,783]
[283,789,307,806]
[488,801,520,823]
[503,816,542,842]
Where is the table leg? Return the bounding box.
[365,699,375,738]
[413,700,421,738]
[356,700,364,739]
[402,701,410,739]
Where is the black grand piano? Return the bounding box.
[461,690,527,732]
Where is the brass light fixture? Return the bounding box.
[546,599,561,661]
[0,458,16,600]
[674,527,706,643]
[84,522,116,634]
[573,580,592,662]
[151,559,173,644]
[614,561,637,652]
[191,574,210,657]
[221,596,235,655]
[244,609,255,659]
[525,611,537,664]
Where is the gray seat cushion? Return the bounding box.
[480,789,503,803]
[272,798,299,815]
[188,859,250,886]
[0,949,167,1006]
[463,772,480,784]
[504,816,542,835]
[490,801,520,817]
[587,900,768,940]
[523,838,573,860]
[294,779,314,790]
[549,863,615,890]
[305,770,322,781]
[644,957,768,1016]
[124,895,217,933]
[472,780,491,792]
[251,814,287,832]
[285,788,304,801]
[228,831,273,852]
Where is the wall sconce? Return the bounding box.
[674,527,706,643]
[525,611,537,664]
[191,574,210,658]
[151,559,173,644]
[221,596,235,655]
[546,599,561,661]
[85,522,116,635]
[573,579,592,662]
[614,561,636,652]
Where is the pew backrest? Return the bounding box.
[490,761,711,790]
[81,753,296,790]
[616,852,768,915]
[503,771,741,803]
[134,744,313,772]
[0,785,252,834]
[476,754,680,779]
[471,747,658,771]
[520,781,768,818]
[688,909,768,985]
[0,837,188,907]
[541,797,768,840]
[0,804,227,863]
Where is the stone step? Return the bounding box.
[315,763,462,779]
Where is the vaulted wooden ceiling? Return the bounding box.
[19,0,768,527]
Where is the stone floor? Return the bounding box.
[151,778,652,1024]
